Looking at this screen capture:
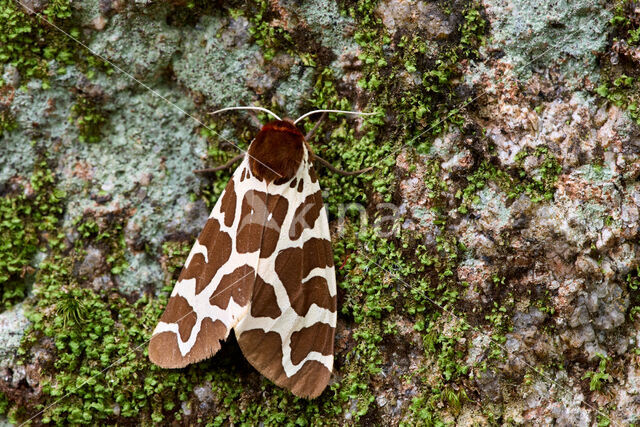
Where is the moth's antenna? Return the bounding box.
[293,109,376,125]
[209,106,282,121]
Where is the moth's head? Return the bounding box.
[248,119,305,184]
[208,106,376,184]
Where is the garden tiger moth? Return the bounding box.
[148,108,373,398]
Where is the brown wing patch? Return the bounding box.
[275,237,336,316]
[237,329,332,398]
[251,275,282,319]
[149,318,227,368]
[210,265,255,309]
[275,247,335,316]
[288,191,322,241]
[290,323,334,365]
[237,190,288,258]
[297,178,304,192]
[261,195,289,258]
[274,175,291,185]
[289,178,297,188]
[220,179,236,227]
[309,165,318,183]
[159,295,197,342]
[190,318,227,362]
[179,217,233,295]
[148,332,186,368]
[302,237,334,274]
[237,190,267,253]
[300,276,335,313]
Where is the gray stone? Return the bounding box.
[77,246,105,277]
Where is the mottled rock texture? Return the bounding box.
[1,0,639,425]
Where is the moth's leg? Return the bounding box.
[305,112,327,140]
[194,153,244,174]
[312,154,373,176]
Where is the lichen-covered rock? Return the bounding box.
[481,0,612,86]
[376,0,455,40]
[1,0,640,425]
[0,304,30,370]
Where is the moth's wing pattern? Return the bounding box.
[234,147,337,398]
[148,156,265,368]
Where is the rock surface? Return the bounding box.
[1,0,639,425]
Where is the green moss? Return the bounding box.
[404,224,473,423]
[0,158,65,312]
[0,109,17,136]
[0,391,8,417]
[459,5,487,55]
[0,0,113,89]
[514,146,562,200]
[0,0,75,83]
[483,297,514,361]
[75,215,129,276]
[595,73,640,125]
[457,146,561,213]
[332,235,397,420]
[348,1,488,145]
[325,190,474,423]
[337,227,404,323]
[161,240,192,276]
[626,265,640,321]
[533,289,556,315]
[610,0,640,46]
[9,219,195,424]
[69,95,107,143]
[581,353,612,392]
[224,0,319,66]
[328,159,476,423]
[597,413,612,427]
[596,1,640,124]
[18,254,189,424]
[306,67,392,202]
[246,0,295,62]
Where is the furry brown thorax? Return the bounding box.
[248,120,304,184]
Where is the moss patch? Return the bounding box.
[457,145,561,214]
[0,0,75,84]
[69,95,107,143]
[346,1,488,148]
[17,260,188,424]
[0,109,17,136]
[596,0,640,124]
[0,158,65,312]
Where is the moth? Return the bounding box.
[148,107,373,398]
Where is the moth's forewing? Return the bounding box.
[150,121,337,399]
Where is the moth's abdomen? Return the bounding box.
[248,120,304,184]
